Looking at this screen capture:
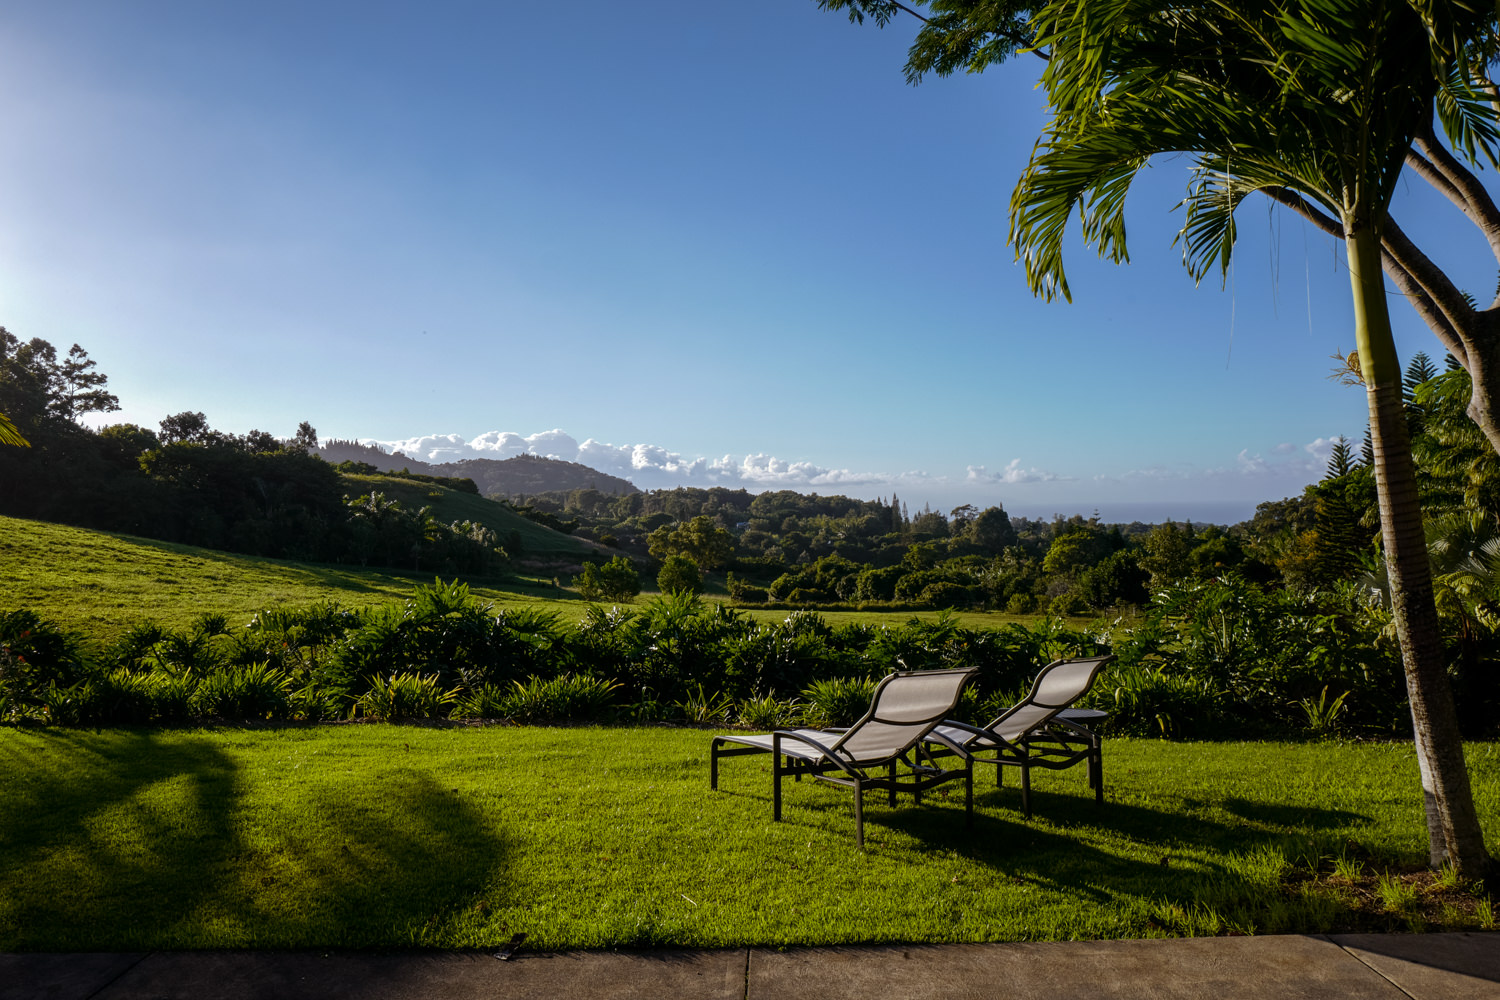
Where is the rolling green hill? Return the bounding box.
[0,513,1021,643]
[0,514,586,639]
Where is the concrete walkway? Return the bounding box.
[5,933,1498,1000]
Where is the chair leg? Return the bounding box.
[773,757,784,822]
[965,767,973,828]
[888,761,898,807]
[1020,763,1032,820]
[710,739,720,790]
[772,733,787,821]
[1092,737,1104,805]
[854,780,865,849]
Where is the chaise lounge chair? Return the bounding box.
[709,667,977,847]
[926,655,1115,819]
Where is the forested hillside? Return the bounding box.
[0,328,600,575]
[316,438,638,498]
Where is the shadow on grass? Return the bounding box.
[755,771,1376,933]
[0,729,509,950]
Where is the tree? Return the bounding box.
[647,515,735,570]
[158,411,214,445]
[575,555,642,603]
[0,330,118,431]
[291,421,319,453]
[1139,522,1191,591]
[968,504,1018,552]
[1008,0,1490,873]
[657,555,704,595]
[1326,438,1356,480]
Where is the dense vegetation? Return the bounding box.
[4,328,1500,741]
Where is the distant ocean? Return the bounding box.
[1003,500,1259,527]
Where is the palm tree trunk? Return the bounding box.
[1348,224,1493,876]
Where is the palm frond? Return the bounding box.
[0,413,29,448]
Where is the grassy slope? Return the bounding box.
[0,514,578,638]
[0,515,1044,640]
[2,726,1495,950]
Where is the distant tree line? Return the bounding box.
[0,327,505,575]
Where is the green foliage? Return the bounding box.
[647,514,735,570]
[354,672,460,721]
[1100,661,1222,738]
[574,555,641,602]
[1104,576,1399,736]
[801,675,878,728]
[656,554,704,595]
[1299,686,1352,736]
[190,663,293,720]
[676,683,735,724]
[488,673,620,723]
[736,691,801,730]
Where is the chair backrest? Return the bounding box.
[829,667,976,764]
[988,655,1115,743]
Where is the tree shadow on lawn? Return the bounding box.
[0,729,509,950]
[772,777,1370,921]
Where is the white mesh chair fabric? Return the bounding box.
[710,667,977,847]
[928,655,1114,819]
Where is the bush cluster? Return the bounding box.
[0,574,1448,739]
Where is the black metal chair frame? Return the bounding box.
[926,655,1114,820]
[710,668,976,848]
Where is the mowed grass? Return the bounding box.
[0,514,1045,640]
[2,726,1495,951]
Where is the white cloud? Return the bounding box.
[966,460,1066,484]
[365,429,961,494]
[1105,434,1338,486]
[358,429,1344,519]
[1302,435,1343,468]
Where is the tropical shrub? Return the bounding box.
[190,663,293,720]
[676,683,735,724]
[355,672,459,720]
[495,673,620,723]
[736,692,801,730]
[801,676,878,728]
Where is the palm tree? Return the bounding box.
[1010,0,1492,873]
[0,413,27,448]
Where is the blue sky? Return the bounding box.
[3,1,1490,523]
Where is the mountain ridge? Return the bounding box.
[316,439,639,499]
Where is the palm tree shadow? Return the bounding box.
[810,780,1374,913]
[0,730,508,949]
[0,729,242,949]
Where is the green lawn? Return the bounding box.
[2,726,1494,951]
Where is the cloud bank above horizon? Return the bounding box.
[362,429,1343,517]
